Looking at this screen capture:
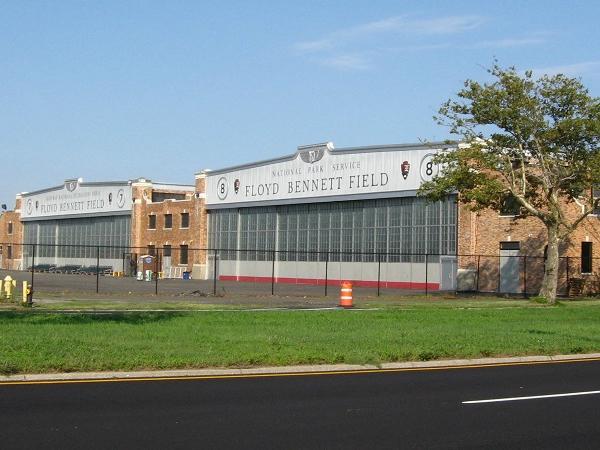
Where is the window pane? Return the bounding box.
[181,213,190,228]
[180,245,188,265]
[582,242,593,273]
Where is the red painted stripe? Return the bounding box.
[218,275,439,290]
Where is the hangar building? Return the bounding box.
[1,140,597,295]
[203,142,458,290]
[19,178,134,270]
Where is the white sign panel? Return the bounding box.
[21,181,133,220]
[206,144,444,207]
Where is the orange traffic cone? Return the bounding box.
[339,281,354,308]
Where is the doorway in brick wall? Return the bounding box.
[500,241,521,294]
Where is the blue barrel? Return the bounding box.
[183,271,190,280]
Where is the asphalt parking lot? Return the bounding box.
[0,269,435,305]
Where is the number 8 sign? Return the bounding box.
[216,177,228,200]
[419,153,439,181]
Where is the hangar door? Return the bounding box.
[440,256,457,291]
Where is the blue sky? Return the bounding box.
[1,0,599,204]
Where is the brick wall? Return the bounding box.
[130,175,208,278]
[0,195,24,270]
[458,203,600,257]
[457,200,600,294]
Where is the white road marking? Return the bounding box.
[463,390,600,404]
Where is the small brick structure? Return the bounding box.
[0,195,24,270]
[130,174,208,279]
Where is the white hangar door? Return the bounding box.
[499,241,521,294]
[440,256,457,291]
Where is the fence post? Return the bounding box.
[30,243,36,292]
[566,256,570,293]
[377,253,381,297]
[476,255,481,293]
[96,245,100,294]
[324,252,329,296]
[155,248,159,295]
[497,256,501,294]
[271,250,276,296]
[425,254,428,298]
[523,256,527,298]
[213,249,217,296]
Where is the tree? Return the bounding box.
[419,64,600,303]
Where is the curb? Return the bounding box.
[2,353,600,384]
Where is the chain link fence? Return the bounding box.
[0,243,598,300]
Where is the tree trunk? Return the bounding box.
[539,224,560,303]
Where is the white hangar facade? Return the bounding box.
[203,142,458,290]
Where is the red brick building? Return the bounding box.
[130,175,207,278]
[0,195,24,270]
[458,201,599,294]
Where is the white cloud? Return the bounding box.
[294,14,487,71]
[402,15,486,35]
[385,42,452,53]
[531,61,600,77]
[469,36,548,49]
[320,54,372,71]
[295,38,334,52]
[294,14,486,54]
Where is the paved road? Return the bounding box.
[2,360,600,449]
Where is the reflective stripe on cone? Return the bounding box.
[339,281,353,308]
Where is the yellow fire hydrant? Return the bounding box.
[3,276,17,300]
[22,281,33,306]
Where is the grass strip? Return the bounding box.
[2,304,600,374]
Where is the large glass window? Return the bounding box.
[208,196,457,262]
[23,215,131,262]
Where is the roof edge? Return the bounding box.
[199,141,459,176]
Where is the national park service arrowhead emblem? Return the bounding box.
[401,160,410,180]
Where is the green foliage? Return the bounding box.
[529,296,552,305]
[420,63,600,232]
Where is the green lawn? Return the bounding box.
[2,301,600,374]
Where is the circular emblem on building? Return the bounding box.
[26,199,33,215]
[116,189,125,208]
[216,177,228,200]
[420,153,439,181]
